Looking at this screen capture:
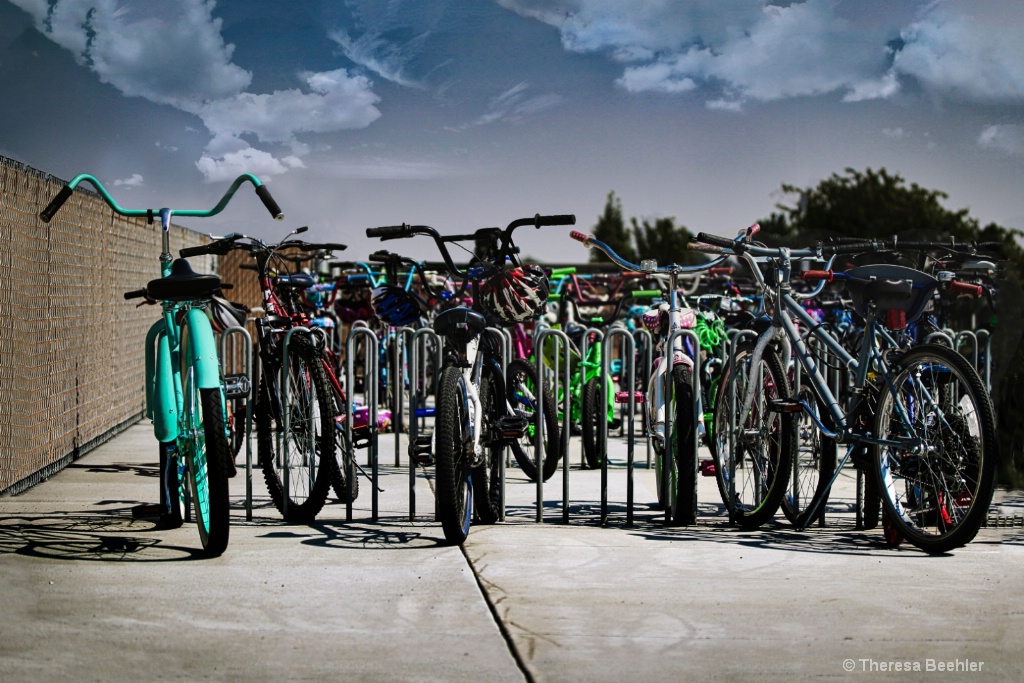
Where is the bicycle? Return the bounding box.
[691,228,999,552]
[366,213,575,544]
[568,229,727,524]
[39,172,284,555]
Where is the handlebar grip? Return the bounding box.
[124,289,148,300]
[801,270,834,282]
[746,223,761,237]
[821,242,873,255]
[547,293,562,302]
[39,185,74,223]
[950,281,983,297]
[694,233,734,248]
[179,245,209,258]
[629,289,661,299]
[688,242,725,254]
[366,224,412,239]
[569,230,590,244]
[534,214,577,227]
[368,249,391,263]
[709,267,733,275]
[549,267,577,277]
[255,185,284,221]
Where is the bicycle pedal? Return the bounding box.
[351,424,373,450]
[615,391,644,404]
[766,397,803,413]
[410,434,434,465]
[700,459,716,477]
[498,414,529,439]
[223,373,251,399]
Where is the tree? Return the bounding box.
[759,167,1024,485]
[631,216,702,266]
[590,191,635,265]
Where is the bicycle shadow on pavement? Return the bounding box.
[0,511,210,562]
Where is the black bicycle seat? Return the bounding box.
[146,258,222,302]
[433,306,488,342]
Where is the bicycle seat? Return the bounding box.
[274,273,316,290]
[147,258,222,302]
[843,264,938,324]
[432,306,487,342]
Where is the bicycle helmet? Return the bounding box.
[480,264,549,324]
[370,285,424,327]
[208,295,248,333]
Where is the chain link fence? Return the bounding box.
[0,156,209,494]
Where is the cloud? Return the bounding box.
[329,28,425,88]
[501,0,1024,107]
[113,173,143,187]
[195,147,292,184]
[450,81,563,130]
[12,0,382,181]
[978,125,1024,156]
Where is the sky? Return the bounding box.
[2,0,1023,264]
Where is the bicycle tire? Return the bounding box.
[672,365,698,525]
[159,441,185,529]
[329,423,359,504]
[580,376,603,469]
[255,334,334,523]
[435,366,474,545]
[781,380,837,528]
[506,359,561,482]
[180,380,231,557]
[870,343,996,554]
[473,367,503,525]
[711,341,795,529]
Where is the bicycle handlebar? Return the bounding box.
[39,173,284,224]
[570,230,729,274]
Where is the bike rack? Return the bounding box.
[392,327,417,467]
[345,326,380,521]
[408,327,442,521]
[576,327,606,469]
[600,327,638,525]
[534,327,572,524]
[662,328,703,526]
[485,326,512,521]
[975,328,992,392]
[631,327,654,468]
[218,325,254,520]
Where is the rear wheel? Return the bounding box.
[781,380,836,527]
[506,359,561,482]
[435,366,473,545]
[712,342,795,529]
[671,365,697,525]
[473,368,504,525]
[871,344,996,553]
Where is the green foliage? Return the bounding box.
[591,191,635,265]
[760,167,1024,487]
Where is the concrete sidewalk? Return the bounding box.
[2,422,1022,682]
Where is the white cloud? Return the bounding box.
[12,0,383,182]
[195,147,290,184]
[329,28,425,89]
[113,173,143,187]
[978,125,1024,155]
[450,81,563,130]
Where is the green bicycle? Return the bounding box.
[40,173,284,556]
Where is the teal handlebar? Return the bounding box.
[39,173,284,224]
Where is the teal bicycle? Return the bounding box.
[40,173,284,556]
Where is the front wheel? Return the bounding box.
[871,344,996,554]
[506,359,561,482]
[781,380,836,528]
[180,382,231,557]
[712,342,795,529]
[671,365,697,525]
[435,366,474,545]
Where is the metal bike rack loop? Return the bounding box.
[408,327,442,521]
[345,326,380,521]
[576,327,606,469]
[600,328,638,525]
[534,327,572,524]
[484,326,512,520]
[219,325,254,520]
[632,327,654,468]
[724,329,759,527]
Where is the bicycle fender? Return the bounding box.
[182,308,222,390]
[147,320,179,442]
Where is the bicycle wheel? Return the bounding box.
[329,412,360,504]
[870,344,996,553]
[580,376,604,469]
[159,441,185,529]
[781,380,837,528]
[473,367,504,525]
[255,335,334,523]
[435,366,474,545]
[506,359,561,482]
[712,342,795,529]
[179,372,231,557]
[671,365,698,525]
